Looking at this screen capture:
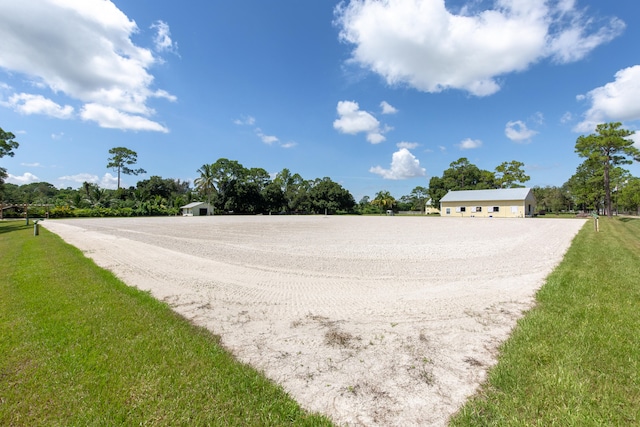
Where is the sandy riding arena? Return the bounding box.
[43,216,585,426]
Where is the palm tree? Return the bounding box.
[194,163,217,211]
[71,192,84,209]
[371,190,396,214]
[92,187,108,208]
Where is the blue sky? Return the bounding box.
[1,0,639,201]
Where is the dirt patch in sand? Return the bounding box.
[43,216,585,426]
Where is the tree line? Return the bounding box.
[1,145,362,217]
[193,158,356,215]
[1,123,639,218]
[427,158,530,207]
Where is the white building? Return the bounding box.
[440,188,536,218]
[180,202,214,216]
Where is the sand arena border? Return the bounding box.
[43,215,585,426]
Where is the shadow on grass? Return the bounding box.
[0,220,29,235]
[618,216,640,223]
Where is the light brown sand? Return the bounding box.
[43,215,585,426]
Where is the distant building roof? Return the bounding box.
[180,202,208,209]
[440,188,533,203]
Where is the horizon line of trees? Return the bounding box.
[2,123,640,218]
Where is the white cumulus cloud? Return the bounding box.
[234,116,293,148]
[59,173,99,185]
[58,173,119,189]
[151,20,178,54]
[335,0,624,96]
[575,65,640,133]
[333,100,388,144]
[80,103,168,133]
[0,0,175,131]
[380,101,398,114]
[531,112,545,125]
[369,148,426,180]
[234,115,256,126]
[505,120,538,143]
[5,93,74,119]
[561,111,573,124]
[255,128,279,145]
[457,138,482,150]
[99,173,120,189]
[280,141,298,149]
[7,172,39,185]
[397,141,419,149]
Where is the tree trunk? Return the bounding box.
[604,150,612,217]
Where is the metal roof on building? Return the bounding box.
[440,188,533,203]
[180,202,208,209]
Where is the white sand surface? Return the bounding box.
[43,216,585,426]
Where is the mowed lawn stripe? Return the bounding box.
[0,221,333,426]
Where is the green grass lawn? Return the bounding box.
[0,221,333,426]
[450,216,640,426]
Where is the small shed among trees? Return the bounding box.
[440,188,536,218]
[180,202,213,216]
